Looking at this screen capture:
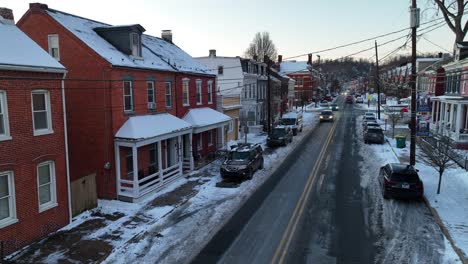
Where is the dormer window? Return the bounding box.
[131,32,141,57]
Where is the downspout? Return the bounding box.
[175,72,179,116]
[61,71,72,223]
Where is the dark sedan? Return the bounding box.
[319,110,334,122]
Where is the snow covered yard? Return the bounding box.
[8,111,319,264]
[355,112,463,264]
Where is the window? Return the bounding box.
[227,120,233,133]
[48,34,60,60]
[32,90,53,136]
[123,81,133,112]
[130,33,141,57]
[125,148,134,179]
[218,66,224,75]
[249,84,252,98]
[165,82,172,108]
[0,91,10,140]
[0,171,17,228]
[197,134,202,150]
[149,143,158,175]
[207,81,213,104]
[208,131,213,146]
[183,79,190,106]
[196,80,202,105]
[37,161,57,212]
[147,81,155,110]
[244,85,248,98]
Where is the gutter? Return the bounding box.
[61,71,73,222]
[0,64,66,74]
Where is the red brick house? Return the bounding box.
[276,55,316,105]
[18,3,230,204]
[0,8,70,255]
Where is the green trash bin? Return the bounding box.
[395,135,406,148]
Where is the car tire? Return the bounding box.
[383,190,389,199]
[259,159,264,170]
[246,168,253,180]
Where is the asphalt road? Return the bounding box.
[191,99,447,264]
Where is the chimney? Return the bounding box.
[438,52,443,58]
[0,7,14,24]
[307,53,312,65]
[209,49,216,58]
[29,3,48,10]
[161,30,172,43]
[278,55,282,63]
[253,55,258,61]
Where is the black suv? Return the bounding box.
[267,126,293,147]
[220,143,264,180]
[364,127,384,144]
[379,163,424,200]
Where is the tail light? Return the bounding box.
[384,179,396,186]
[415,182,424,189]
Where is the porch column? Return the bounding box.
[177,135,183,175]
[189,132,194,171]
[114,142,121,196]
[440,102,446,134]
[431,100,436,124]
[157,142,163,185]
[456,103,462,136]
[465,105,468,130]
[132,145,139,198]
[450,103,455,133]
[436,101,440,123]
[221,125,225,149]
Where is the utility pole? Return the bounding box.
[410,0,419,166]
[265,56,271,134]
[375,41,381,120]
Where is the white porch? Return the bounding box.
[114,114,193,202]
[430,97,468,144]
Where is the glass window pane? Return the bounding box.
[0,114,4,135]
[125,96,132,110]
[0,175,8,197]
[0,198,10,220]
[33,93,46,111]
[38,164,51,185]
[34,111,48,130]
[39,185,51,204]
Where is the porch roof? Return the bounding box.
[183,107,231,133]
[432,95,465,101]
[115,113,192,141]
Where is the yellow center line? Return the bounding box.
[271,117,339,264]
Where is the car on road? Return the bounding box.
[267,126,293,147]
[379,163,424,200]
[324,95,333,101]
[364,127,385,144]
[319,100,330,107]
[220,143,264,180]
[319,110,334,122]
[355,97,364,104]
[329,103,339,111]
[345,95,353,104]
[281,111,303,135]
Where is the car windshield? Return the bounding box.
[230,151,250,160]
[272,129,286,136]
[365,117,376,121]
[331,104,338,107]
[321,111,332,115]
[391,173,420,183]
[282,118,296,125]
[367,128,383,134]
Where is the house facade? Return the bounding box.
[0,8,70,255]
[19,3,230,204]
[277,54,315,106]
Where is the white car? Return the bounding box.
[363,112,376,119]
[356,97,364,104]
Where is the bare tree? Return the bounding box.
[386,111,401,138]
[419,135,455,194]
[433,0,468,44]
[244,32,278,62]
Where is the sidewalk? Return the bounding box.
[386,128,468,263]
[7,112,319,264]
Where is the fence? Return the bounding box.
[419,136,468,171]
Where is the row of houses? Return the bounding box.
[0,3,321,254]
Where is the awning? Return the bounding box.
[115,113,192,142]
[183,107,232,133]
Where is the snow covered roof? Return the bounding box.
[0,19,65,72]
[183,107,231,133]
[279,61,311,74]
[45,8,211,75]
[115,113,192,140]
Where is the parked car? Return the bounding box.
[355,97,364,104]
[220,143,264,180]
[363,121,380,131]
[324,95,333,101]
[364,127,385,144]
[379,163,424,200]
[281,111,303,135]
[362,116,377,126]
[363,112,376,119]
[329,103,339,111]
[346,95,353,104]
[320,110,334,122]
[320,100,330,107]
[267,126,293,147]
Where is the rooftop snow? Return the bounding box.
[280,61,311,74]
[46,9,211,75]
[183,108,231,133]
[115,113,192,140]
[0,19,65,71]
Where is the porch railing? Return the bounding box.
[183,158,191,171]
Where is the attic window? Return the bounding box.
[131,33,141,57]
[48,34,60,61]
[218,66,224,75]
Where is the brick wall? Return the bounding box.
[0,70,69,255]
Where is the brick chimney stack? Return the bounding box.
[209,49,216,58]
[29,3,48,10]
[161,30,173,43]
[0,7,14,24]
[307,54,312,65]
[278,55,282,63]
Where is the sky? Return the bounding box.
[2,0,458,63]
